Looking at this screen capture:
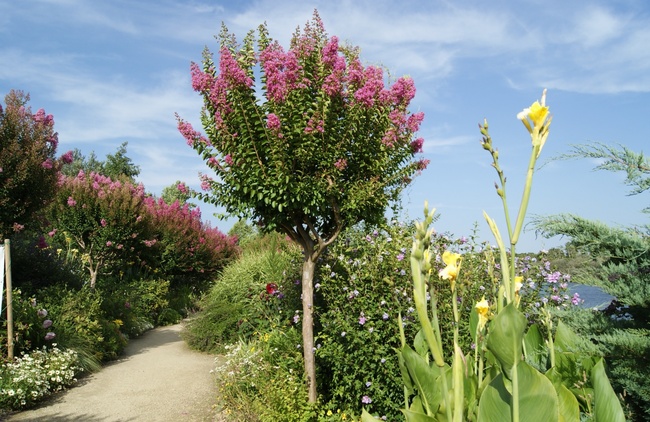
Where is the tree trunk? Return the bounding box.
[301,256,317,403]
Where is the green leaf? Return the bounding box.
[478,361,559,422]
[401,410,438,422]
[591,359,625,422]
[486,303,527,379]
[402,345,443,415]
[554,320,577,352]
[523,324,547,370]
[554,382,580,422]
[361,409,381,422]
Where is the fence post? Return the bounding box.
[5,239,13,359]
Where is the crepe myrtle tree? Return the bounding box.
[178,11,428,402]
[0,90,73,238]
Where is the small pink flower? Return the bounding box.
[106,241,113,247]
[100,218,107,227]
[41,159,53,169]
[44,332,56,341]
[48,229,57,237]
[67,197,77,207]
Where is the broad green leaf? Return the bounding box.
[478,361,559,422]
[402,345,443,415]
[523,324,547,371]
[401,409,438,422]
[554,321,577,352]
[469,304,479,343]
[591,359,625,422]
[361,409,381,422]
[554,382,580,422]
[486,303,527,379]
[396,347,415,395]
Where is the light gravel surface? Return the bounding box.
[5,324,224,422]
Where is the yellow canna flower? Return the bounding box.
[514,276,523,295]
[475,297,490,331]
[439,251,462,291]
[527,101,549,128]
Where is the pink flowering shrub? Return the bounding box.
[143,197,239,285]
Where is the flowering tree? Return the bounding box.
[178,11,428,401]
[47,171,156,288]
[143,196,239,284]
[0,90,73,238]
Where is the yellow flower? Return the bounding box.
[528,101,549,128]
[514,276,523,295]
[327,410,333,416]
[439,251,462,289]
[475,297,490,330]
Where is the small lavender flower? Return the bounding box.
[44,332,56,341]
[42,319,53,329]
[359,316,366,325]
[382,312,389,320]
[365,381,372,387]
[362,395,372,404]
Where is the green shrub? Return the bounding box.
[183,234,302,353]
[214,328,315,422]
[39,286,125,362]
[157,308,182,326]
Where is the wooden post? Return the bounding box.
[5,239,13,360]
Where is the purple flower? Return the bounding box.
[293,314,300,324]
[359,316,366,325]
[37,309,48,318]
[44,332,56,341]
[571,293,582,306]
[42,319,53,329]
[396,253,405,261]
[362,395,372,404]
[67,197,77,207]
[382,312,389,321]
[365,381,372,387]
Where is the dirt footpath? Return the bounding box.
[6,324,223,422]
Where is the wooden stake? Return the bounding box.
[5,239,13,360]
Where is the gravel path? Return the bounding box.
[5,324,223,422]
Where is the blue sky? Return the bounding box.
[1,0,648,252]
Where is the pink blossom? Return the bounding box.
[100,218,107,227]
[190,62,213,92]
[41,159,53,169]
[385,76,416,106]
[410,137,424,153]
[48,229,57,237]
[106,241,113,247]
[61,150,74,164]
[218,47,253,89]
[177,182,188,194]
[44,332,56,341]
[334,158,347,170]
[224,154,234,166]
[266,113,281,131]
[42,319,53,329]
[416,159,430,171]
[407,112,425,132]
[177,118,208,146]
[353,66,384,107]
[67,197,77,207]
